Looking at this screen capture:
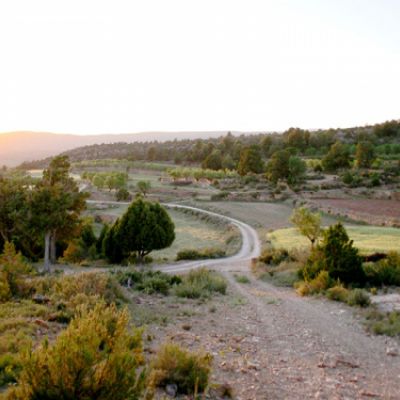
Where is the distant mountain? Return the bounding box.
[0,131,238,166]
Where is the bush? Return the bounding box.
[366,310,400,337]
[259,248,290,266]
[0,242,33,301]
[149,342,211,395]
[175,269,227,299]
[3,303,146,400]
[115,270,182,296]
[176,248,226,261]
[308,270,332,293]
[326,284,350,302]
[300,223,365,285]
[363,251,400,286]
[346,289,371,307]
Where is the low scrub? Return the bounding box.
[149,342,212,395]
[175,268,227,299]
[346,289,371,307]
[176,248,226,261]
[259,248,291,266]
[365,310,400,337]
[2,303,146,400]
[363,251,400,286]
[115,270,182,295]
[326,284,350,302]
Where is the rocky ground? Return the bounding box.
[134,269,400,400]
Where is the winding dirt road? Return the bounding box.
[89,200,400,398]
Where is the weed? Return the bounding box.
[234,275,250,284]
[148,342,212,395]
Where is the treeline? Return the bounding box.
[18,120,400,171]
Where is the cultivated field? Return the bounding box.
[269,225,400,253]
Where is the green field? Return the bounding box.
[269,225,400,253]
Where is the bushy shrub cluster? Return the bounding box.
[259,248,291,266]
[176,248,226,261]
[115,270,182,295]
[3,303,146,400]
[174,268,227,299]
[149,342,211,395]
[363,251,400,286]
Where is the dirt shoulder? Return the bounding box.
[138,269,400,399]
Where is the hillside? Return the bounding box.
[0,130,234,166]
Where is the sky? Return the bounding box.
[0,0,399,135]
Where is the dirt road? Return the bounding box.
[89,201,400,398]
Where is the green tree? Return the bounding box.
[202,149,222,170]
[287,156,307,184]
[32,156,87,272]
[290,207,321,248]
[355,141,375,168]
[105,198,175,263]
[136,180,151,197]
[237,146,264,176]
[301,223,365,285]
[265,149,290,183]
[322,141,351,172]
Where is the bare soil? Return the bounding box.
[136,270,400,400]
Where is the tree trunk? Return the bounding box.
[44,231,51,273]
[50,231,57,264]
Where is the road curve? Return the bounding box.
[86,200,261,273]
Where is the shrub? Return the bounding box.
[259,248,290,266]
[300,223,365,285]
[3,303,146,400]
[115,270,182,296]
[308,270,332,293]
[234,275,250,284]
[149,342,211,395]
[326,284,349,302]
[366,310,400,337]
[346,289,371,307]
[0,242,33,301]
[363,251,400,286]
[175,269,227,299]
[176,248,226,261]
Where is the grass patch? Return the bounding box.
[365,309,400,337]
[269,226,400,253]
[234,274,250,284]
[176,248,226,261]
[174,268,227,299]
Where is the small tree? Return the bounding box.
[290,207,321,248]
[266,150,290,183]
[136,181,151,197]
[301,223,365,285]
[322,141,351,172]
[237,146,264,176]
[287,156,307,184]
[355,141,375,168]
[104,198,175,263]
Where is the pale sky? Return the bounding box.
[0,0,399,134]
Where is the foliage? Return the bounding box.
[0,242,33,301]
[355,141,375,168]
[174,268,227,299]
[167,167,238,181]
[136,180,151,197]
[258,248,290,266]
[365,310,400,337]
[290,207,321,248]
[234,274,250,284]
[363,251,400,286]
[322,141,351,172]
[116,188,130,201]
[176,248,226,261]
[82,171,128,191]
[202,149,223,171]
[346,289,371,307]
[104,198,175,262]
[237,146,264,176]
[149,342,211,394]
[115,270,182,296]
[287,156,307,184]
[300,223,365,285]
[3,303,146,400]
[265,150,290,183]
[326,284,350,302]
